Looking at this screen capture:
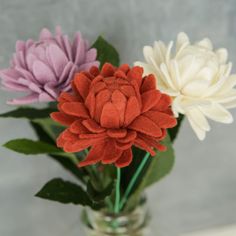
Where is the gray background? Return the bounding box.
[0,0,236,235]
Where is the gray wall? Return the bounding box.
[0,0,236,235]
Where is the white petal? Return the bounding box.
[200,103,233,123]
[143,46,155,65]
[186,107,210,131]
[176,32,190,54]
[165,41,174,63]
[172,96,185,115]
[182,79,210,96]
[216,48,228,64]
[169,60,181,89]
[154,41,167,64]
[160,63,177,90]
[196,38,213,50]
[223,99,236,109]
[177,32,189,46]
[217,74,236,94]
[187,115,206,140]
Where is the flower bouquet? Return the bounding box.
[1,27,235,236]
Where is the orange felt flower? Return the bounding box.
[51,63,177,168]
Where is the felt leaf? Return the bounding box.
[0,107,56,120]
[87,180,114,202]
[168,114,185,142]
[92,36,120,67]
[124,134,175,211]
[30,121,87,184]
[35,178,93,206]
[3,138,63,155]
[32,118,65,140]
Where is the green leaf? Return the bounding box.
[30,121,87,184]
[141,135,175,188]
[87,180,114,203]
[0,107,56,120]
[92,36,120,67]
[3,138,63,155]
[32,118,65,140]
[35,178,93,206]
[168,114,185,142]
[125,134,175,210]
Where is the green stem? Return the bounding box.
[119,152,150,210]
[114,167,121,214]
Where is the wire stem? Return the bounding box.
[119,152,150,210]
[114,167,121,214]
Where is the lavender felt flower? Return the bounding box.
[0,27,99,105]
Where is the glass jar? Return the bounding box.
[82,197,150,236]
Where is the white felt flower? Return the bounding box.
[135,32,236,140]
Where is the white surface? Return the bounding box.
[183,225,236,236]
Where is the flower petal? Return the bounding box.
[129,115,162,137]
[100,102,120,128]
[61,102,89,118]
[141,89,161,113]
[200,104,233,124]
[7,93,39,105]
[46,44,68,77]
[32,60,56,83]
[50,112,77,126]
[124,96,141,126]
[74,73,91,100]
[143,110,177,128]
[115,148,133,168]
[79,143,105,167]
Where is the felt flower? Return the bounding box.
[135,32,236,140]
[51,63,177,168]
[0,27,99,105]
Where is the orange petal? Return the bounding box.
[141,90,161,113]
[100,102,120,128]
[111,90,127,125]
[79,132,107,139]
[143,110,177,128]
[127,66,143,87]
[141,74,156,93]
[89,66,100,77]
[74,73,91,99]
[119,64,130,73]
[124,96,141,126]
[114,70,127,79]
[153,93,172,111]
[94,89,111,122]
[115,141,133,150]
[120,85,136,97]
[50,112,76,126]
[64,139,93,153]
[61,102,89,118]
[79,143,105,167]
[58,92,80,103]
[85,92,96,118]
[101,140,123,164]
[134,138,156,156]
[129,115,162,137]
[82,119,105,133]
[118,130,137,143]
[115,148,133,168]
[69,120,89,134]
[137,133,166,151]
[107,129,127,138]
[101,63,115,77]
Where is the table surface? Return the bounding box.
[0,1,236,236]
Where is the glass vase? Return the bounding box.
[81,197,150,236]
